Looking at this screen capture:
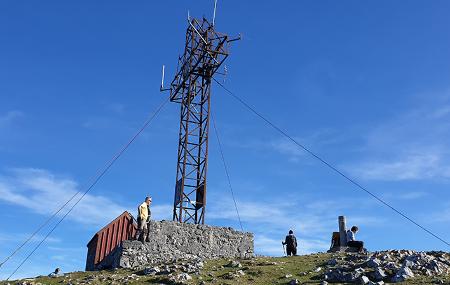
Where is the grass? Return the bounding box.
[1,253,449,284]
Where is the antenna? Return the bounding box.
[212,0,218,26]
[160,65,165,91]
[187,10,190,22]
[160,65,170,92]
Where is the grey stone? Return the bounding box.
[170,272,192,284]
[366,258,381,268]
[95,220,254,270]
[384,261,399,271]
[327,259,337,266]
[143,266,160,275]
[324,269,360,283]
[372,267,387,281]
[288,279,299,285]
[403,259,415,268]
[226,260,242,268]
[224,272,236,280]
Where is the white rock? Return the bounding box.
[236,270,245,276]
[392,266,414,283]
[177,273,192,281]
[359,276,370,284]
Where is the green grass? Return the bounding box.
[2,253,449,284]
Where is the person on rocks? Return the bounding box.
[346,225,364,252]
[48,267,63,278]
[136,196,152,242]
[282,229,298,256]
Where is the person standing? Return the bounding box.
[346,226,364,252]
[136,196,152,242]
[282,230,298,256]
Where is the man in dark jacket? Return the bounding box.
[346,225,364,252]
[282,229,298,256]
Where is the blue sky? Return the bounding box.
[1,0,450,280]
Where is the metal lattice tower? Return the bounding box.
[163,17,236,224]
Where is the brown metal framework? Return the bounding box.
[168,18,231,224]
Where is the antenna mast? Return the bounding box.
[162,14,238,224]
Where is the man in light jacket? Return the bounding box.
[136,196,152,242]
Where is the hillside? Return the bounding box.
[2,250,450,285]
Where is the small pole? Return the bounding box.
[339,216,347,247]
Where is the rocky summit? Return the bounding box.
[322,250,450,284]
[2,250,449,284]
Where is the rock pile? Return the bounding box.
[322,250,450,284]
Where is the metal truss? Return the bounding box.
[167,17,233,224]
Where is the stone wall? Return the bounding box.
[96,220,254,270]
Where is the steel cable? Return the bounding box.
[211,114,244,232]
[5,97,170,280]
[213,77,450,248]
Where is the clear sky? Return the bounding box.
[1,0,450,280]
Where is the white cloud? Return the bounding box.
[351,153,450,181]
[346,92,450,181]
[0,262,55,281]
[0,233,61,244]
[431,105,450,119]
[0,168,127,227]
[106,103,125,115]
[46,246,83,252]
[0,167,175,230]
[208,193,384,231]
[207,193,385,255]
[426,202,450,223]
[0,110,24,128]
[254,235,285,256]
[227,128,346,163]
[127,204,173,221]
[254,235,330,256]
[382,191,428,200]
[82,117,114,130]
[269,139,305,162]
[208,198,293,223]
